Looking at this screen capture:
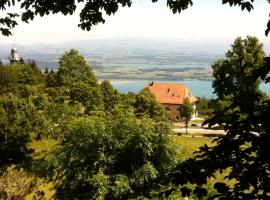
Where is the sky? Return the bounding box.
[0,0,270,45]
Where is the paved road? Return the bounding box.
[173,128,225,136]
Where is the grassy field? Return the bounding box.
[30,136,214,159]
[171,135,236,198]
[190,119,205,123]
[172,135,214,158]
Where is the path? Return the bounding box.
[173,128,225,137]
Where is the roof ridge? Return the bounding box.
[153,82,185,84]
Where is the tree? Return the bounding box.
[170,36,270,199]
[119,92,136,109]
[0,167,53,199]
[44,67,49,74]
[0,167,37,199]
[45,49,104,114]
[100,80,120,111]
[46,70,58,88]
[70,82,104,113]
[1,0,269,36]
[40,110,180,199]
[181,98,193,135]
[0,64,38,96]
[134,88,168,120]
[0,94,34,169]
[57,49,98,87]
[27,59,45,83]
[196,97,215,116]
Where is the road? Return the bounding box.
[173,128,225,136]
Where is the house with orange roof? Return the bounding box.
[147,82,198,121]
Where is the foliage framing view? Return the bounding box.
[0,36,270,199]
[0,0,270,36]
[0,49,182,199]
[170,36,270,199]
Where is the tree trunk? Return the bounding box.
[185,120,188,135]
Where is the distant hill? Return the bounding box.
[1,39,269,71]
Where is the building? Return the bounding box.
[9,47,20,65]
[147,82,198,121]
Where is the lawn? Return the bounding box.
[172,135,214,158]
[190,119,205,123]
[170,135,236,198]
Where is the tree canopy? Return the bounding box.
[0,48,180,199]
[134,88,168,121]
[41,111,179,199]
[1,0,269,36]
[100,80,120,111]
[0,94,33,169]
[1,34,270,198]
[57,49,97,87]
[170,36,270,199]
[181,98,193,135]
[46,49,104,113]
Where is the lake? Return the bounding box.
[110,79,270,99]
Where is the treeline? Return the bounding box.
[0,49,181,199]
[196,97,215,117]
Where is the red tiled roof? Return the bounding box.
[147,82,197,105]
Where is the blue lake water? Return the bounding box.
[111,80,270,99]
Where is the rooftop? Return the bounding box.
[147,82,197,105]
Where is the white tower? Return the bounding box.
[9,47,20,65]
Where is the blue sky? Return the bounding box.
[1,0,269,44]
